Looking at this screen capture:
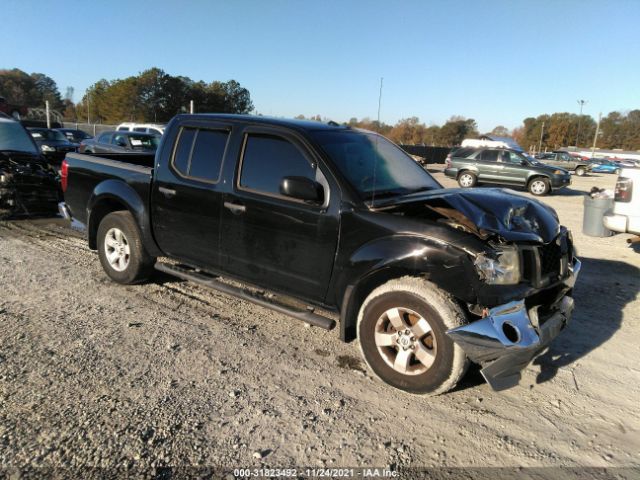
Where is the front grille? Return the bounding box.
[539,241,562,276]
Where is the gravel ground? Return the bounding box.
[0,168,639,475]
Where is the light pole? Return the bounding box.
[575,99,587,147]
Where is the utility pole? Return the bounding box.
[87,91,91,125]
[45,101,51,129]
[190,100,194,114]
[538,121,545,153]
[575,99,587,147]
[591,112,602,158]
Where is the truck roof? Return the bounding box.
[175,114,350,132]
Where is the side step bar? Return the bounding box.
[154,262,336,330]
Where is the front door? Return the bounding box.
[499,150,528,186]
[219,129,339,303]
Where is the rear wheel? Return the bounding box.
[97,211,154,284]
[615,168,621,175]
[457,171,477,188]
[528,177,550,196]
[357,277,469,395]
[575,167,586,176]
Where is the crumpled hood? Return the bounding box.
[381,188,560,243]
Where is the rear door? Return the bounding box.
[151,122,231,270]
[475,149,502,182]
[219,127,339,302]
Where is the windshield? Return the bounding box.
[311,130,441,202]
[30,129,67,141]
[129,134,160,150]
[0,120,39,154]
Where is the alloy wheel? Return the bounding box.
[374,307,437,376]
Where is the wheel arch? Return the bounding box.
[87,180,160,255]
[337,236,478,342]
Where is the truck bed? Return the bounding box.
[63,152,153,226]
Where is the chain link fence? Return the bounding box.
[61,122,118,136]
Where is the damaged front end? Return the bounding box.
[376,188,583,391]
[0,152,62,219]
[447,257,581,391]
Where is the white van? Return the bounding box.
[116,123,165,136]
[604,168,640,237]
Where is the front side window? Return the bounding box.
[239,134,315,197]
[502,151,526,164]
[171,127,228,182]
[98,133,111,143]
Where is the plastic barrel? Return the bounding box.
[582,196,614,237]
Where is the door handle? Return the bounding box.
[159,186,176,197]
[224,201,246,214]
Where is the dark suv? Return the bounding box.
[445,147,571,196]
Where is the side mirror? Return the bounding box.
[521,160,528,166]
[280,176,323,203]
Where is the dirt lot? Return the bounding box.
[1,168,639,473]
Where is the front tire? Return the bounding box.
[457,171,477,188]
[575,167,586,176]
[97,211,154,284]
[528,177,550,196]
[357,277,469,395]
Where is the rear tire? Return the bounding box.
[457,171,477,188]
[575,167,586,176]
[615,168,621,175]
[528,177,550,196]
[97,211,154,284]
[357,277,469,395]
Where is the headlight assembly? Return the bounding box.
[475,245,521,285]
[41,145,55,152]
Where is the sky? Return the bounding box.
[1,0,639,132]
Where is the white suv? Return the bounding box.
[604,168,640,238]
[116,123,165,136]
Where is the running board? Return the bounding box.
[154,262,336,330]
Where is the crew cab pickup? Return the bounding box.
[60,114,581,394]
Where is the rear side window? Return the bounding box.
[480,150,499,162]
[172,127,228,182]
[239,134,315,197]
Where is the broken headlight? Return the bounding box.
[475,246,521,285]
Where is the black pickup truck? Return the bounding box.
[60,114,581,394]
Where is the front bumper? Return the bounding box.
[447,257,581,391]
[550,175,572,188]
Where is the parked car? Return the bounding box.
[589,159,621,174]
[610,158,639,168]
[59,114,581,395]
[55,128,93,144]
[116,122,165,136]
[535,151,592,176]
[604,169,640,241]
[445,147,571,195]
[27,127,79,165]
[0,96,28,120]
[0,114,62,218]
[80,131,160,154]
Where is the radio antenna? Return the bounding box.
[371,77,383,206]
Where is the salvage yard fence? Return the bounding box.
[62,122,118,137]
